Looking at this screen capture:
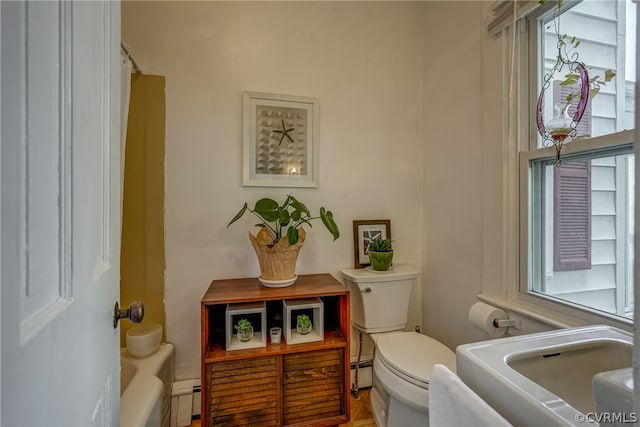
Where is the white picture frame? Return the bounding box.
[243,91,320,187]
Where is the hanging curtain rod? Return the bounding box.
[121,40,143,74]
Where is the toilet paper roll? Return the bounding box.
[469,302,507,338]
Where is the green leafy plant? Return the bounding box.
[556,35,615,107]
[539,1,616,110]
[234,318,252,332]
[296,314,311,329]
[227,194,339,246]
[368,238,393,252]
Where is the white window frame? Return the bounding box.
[515,0,635,329]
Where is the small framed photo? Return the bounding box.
[243,91,320,188]
[353,220,391,268]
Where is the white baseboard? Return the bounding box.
[170,379,201,427]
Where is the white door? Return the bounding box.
[1,1,122,425]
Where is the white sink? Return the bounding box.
[456,325,632,426]
[593,367,634,425]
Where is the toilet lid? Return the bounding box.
[376,332,456,389]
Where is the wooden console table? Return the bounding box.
[201,274,351,426]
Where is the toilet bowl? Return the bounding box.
[371,331,456,426]
[341,266,456,427]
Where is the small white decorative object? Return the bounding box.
[225,301,266,350]
[283,298,323,344]
[269,327,282,344]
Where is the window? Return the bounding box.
[521,0,636,321]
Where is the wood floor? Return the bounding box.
[191,387,376,426]
[340,388,377,427]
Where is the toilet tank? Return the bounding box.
[341,265,419,333]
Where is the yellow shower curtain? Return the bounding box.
[120,74,167,347]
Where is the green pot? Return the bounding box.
[368,250,394,271]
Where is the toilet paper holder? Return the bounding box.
[493,317,521,329]
[469,301,522,337]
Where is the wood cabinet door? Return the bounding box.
[283,349,345,425]
[206,356,280,426]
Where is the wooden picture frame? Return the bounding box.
[243,91,320,188]
[352,220,391,268]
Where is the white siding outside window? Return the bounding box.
[521,0,635,321]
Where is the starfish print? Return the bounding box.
[272,119,295,145]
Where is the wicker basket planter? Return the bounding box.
[249,227,306,285]
[227,196,339,287]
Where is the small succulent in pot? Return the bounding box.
[296,314,312,335]
[234,318,252,332]
[368,238,394,271]
[234,318,254,342]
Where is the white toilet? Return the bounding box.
[341,265,456,427]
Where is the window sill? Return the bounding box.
[477,293,633,334]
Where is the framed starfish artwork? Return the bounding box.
[243,91,319,187]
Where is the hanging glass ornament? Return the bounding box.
[535,4,590,166]
[547,103,573,142]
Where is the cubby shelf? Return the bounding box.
[200,273,351,427]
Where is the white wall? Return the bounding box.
[122,1,425,381]
[122,0,568,384]
[421,2,558,349]
[422,1,493,348]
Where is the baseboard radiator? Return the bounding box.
[170,379,201,427]
[350,359,373,389]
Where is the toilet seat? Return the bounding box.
[376,332,456,389]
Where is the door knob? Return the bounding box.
[113,300,144,328]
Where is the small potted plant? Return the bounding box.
[367,238,394,271]
[234,318,254,342]
[296,314,312,335]
[227,195,340,286]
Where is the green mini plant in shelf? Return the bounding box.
[296,314,312,335]
[234,318,254,342]
[234,318,252,332]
